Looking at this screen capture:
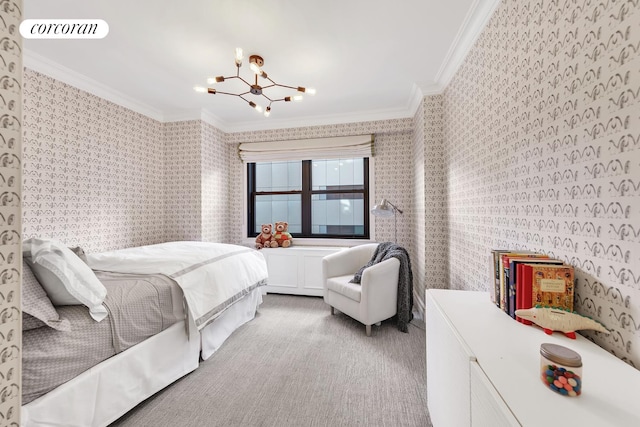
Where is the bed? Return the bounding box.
[20,240,268,427]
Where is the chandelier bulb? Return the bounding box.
[193,86,206,93]
[264,106,271,117]
[235,47,243,66]
[206,77,215,85]
[249,62,261,75]
[248,101,263,113]
[297,87,316,95]
[292,94,303,102]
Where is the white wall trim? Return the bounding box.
[419,83,446,96]
[24,50,165,122]
[434,0,501,89]
[407,83,425,117]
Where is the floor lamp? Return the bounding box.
[371,199,403,243]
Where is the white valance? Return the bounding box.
[238,134,374,162]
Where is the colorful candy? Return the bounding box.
[540,343,583,397]
[540,363,582,396]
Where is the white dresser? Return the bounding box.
[425,289,640,427]
[260,246,343,296]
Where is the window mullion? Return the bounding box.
[301,160,311,236]
[247,163,256,237]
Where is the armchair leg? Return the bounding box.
[366,325,371,336]
[330,306,335,315]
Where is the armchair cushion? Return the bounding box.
[326,275,361,303]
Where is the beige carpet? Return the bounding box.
[111,294,432,427]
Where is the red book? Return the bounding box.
[519,264,574,325]
[508,257,560,318]
[515,259,564,323]
[500,253,547,315]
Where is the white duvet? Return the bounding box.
[87,241,268,330]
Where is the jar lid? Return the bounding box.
[540,343,582,367]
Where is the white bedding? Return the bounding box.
[87,241,268,330]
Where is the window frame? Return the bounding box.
[247,158,370,239]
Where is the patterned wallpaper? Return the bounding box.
[0,0,22,422]
[162,120,233,243]
[440,0,640,368]
[22,70,166,253]
[412,101,427,315]
[163,120,201,242]
[415,95,448,315]
[201,121,232,243]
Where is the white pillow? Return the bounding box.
[23,238,108,322]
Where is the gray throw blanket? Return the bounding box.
[350,242,414,332]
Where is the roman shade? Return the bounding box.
[238,134,374,162]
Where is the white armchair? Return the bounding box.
[322,243,399,336]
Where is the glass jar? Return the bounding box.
[540,343,583,396]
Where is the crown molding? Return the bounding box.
[434,0,501,88]
[418,83,446,96]
[24,50,165,121]
[407,83,425,117]
[199,109,226,130]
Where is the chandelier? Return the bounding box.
[194,48,315,117]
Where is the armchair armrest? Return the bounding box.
[360,257,400,321]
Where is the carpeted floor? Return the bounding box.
[111,294,432,427]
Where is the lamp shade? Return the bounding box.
[371,199,395,218]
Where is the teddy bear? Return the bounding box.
[273,221,293,248]
[255,224,277,249]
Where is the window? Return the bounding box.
[248,158,370,239]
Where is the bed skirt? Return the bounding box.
[200,285,264,360]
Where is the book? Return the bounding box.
[490,250,510,307]
[510,258,563,320]
[500,252,546,314]
[519,264,574,325]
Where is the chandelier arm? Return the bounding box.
[232,76,253,86]
[211,90,246,96]
[260,83,276,90]
[260,94,275,102]
[273,83,299,91]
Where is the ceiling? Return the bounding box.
[24,0,498,132]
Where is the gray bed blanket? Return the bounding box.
[22,272,182,404]
[350,242,414,332]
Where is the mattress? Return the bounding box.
[22,271,183,404]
